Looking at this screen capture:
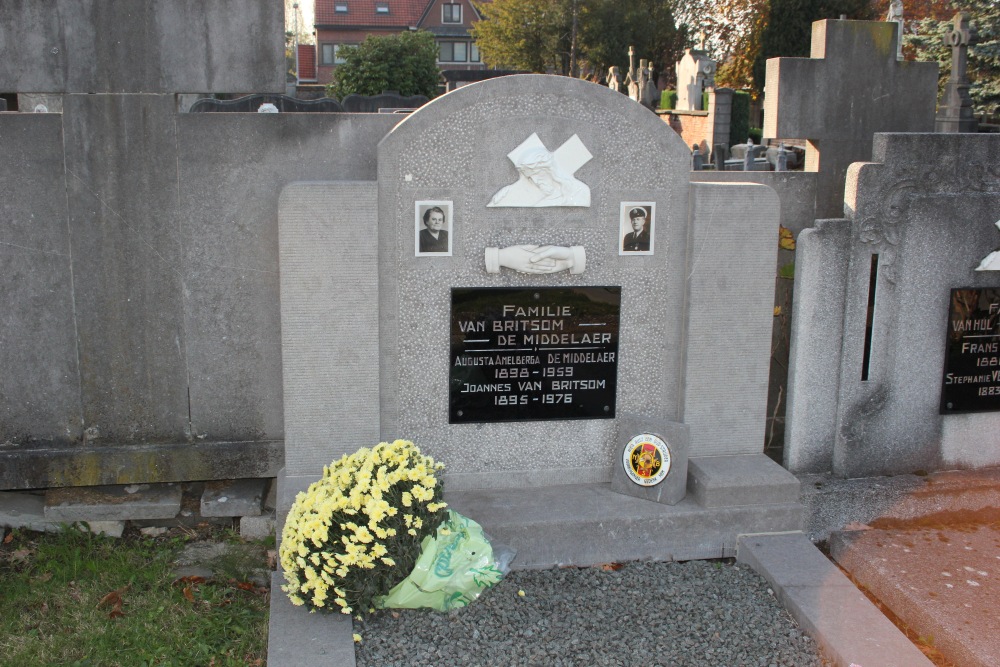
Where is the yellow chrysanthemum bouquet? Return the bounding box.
[280,439,509,616]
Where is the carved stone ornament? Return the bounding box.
[487,133,592,208]
[976,220,1000,271]
[484,245,586,274]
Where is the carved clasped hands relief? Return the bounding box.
[484,245,586,275]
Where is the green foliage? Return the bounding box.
[471,0,569,73]
[749,126,763,144]
[660,90,678,109]
[751,0,877,93]
[472,0,685,83]
[730,90,751,147]
[327,31,440,100]
[906,0,1000,114]
[576,0,686,83]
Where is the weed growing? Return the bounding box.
[0,525,269,667]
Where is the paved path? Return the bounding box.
[831,516,1000,667]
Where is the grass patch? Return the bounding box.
[0,525,269,667]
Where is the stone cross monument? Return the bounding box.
[935,12,979,133]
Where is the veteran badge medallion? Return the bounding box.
[623,434,670,486]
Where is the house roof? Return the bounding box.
[297,44,317,81]
[315,0,428,28]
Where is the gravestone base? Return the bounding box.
[447,481,803,568]
[275,467,804,566]
[687,454,801,508]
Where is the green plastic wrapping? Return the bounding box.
[378,510,506,611]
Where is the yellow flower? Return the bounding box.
[353,633,362,643]
[408,528,417,536]
[518,590,526,597]
[381,557,396,567]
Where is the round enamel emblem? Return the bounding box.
[623,434,670,486]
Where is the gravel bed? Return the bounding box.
[355,559,829,667]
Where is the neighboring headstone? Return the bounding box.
[713,143,728,170]
[763,19,938,217]
[607,66,621,93]
[936,13,979,133]
[886,0,904,60]
[675,48,716,111]
[784,132,1000,476]
[691,144,704,170]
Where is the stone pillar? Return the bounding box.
[706,87,732,156]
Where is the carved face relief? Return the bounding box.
[487,133,593,208]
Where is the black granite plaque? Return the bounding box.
[940,287,1000,414]
[450,287,621,423]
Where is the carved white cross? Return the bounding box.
[487,133,593,208]
[975,220,1000,271]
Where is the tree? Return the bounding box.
[471,0,571,73]
[906,0,1000,114]
[471,0,685,83]
[327,31,440,100]
[575,0,686,85]
[749,0,877,94]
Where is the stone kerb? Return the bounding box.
[785,133,1000,477]
[376,75,691,490]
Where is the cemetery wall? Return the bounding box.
[0,0,284,94]
[0,108,399,489]
[662,110,710,151]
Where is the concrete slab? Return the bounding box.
[0,492,55,531]
[240,513,276,540]
[267,571,356,667]
[44,483,182,521]
[201,478,268,517]
[799,466,1000,541]
[737,532,933,667]
[831,523,1000,667]
[447,482,803,568]
[687,455,800,508]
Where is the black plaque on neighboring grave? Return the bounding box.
[940,287,1000,414]
[450,287,621,423]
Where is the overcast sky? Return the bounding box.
[285,0,316,43]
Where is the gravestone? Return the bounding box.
[935,12,979,134]
[763,19,938,218]
[784,132,1000,476]
[675,48,715,111]
[0,1,400,488]
[279,74,799,570]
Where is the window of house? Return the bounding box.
[375,3,389,14]
[470,42,480,62]
[321,43,336,65]
[321,43,349,65]
[439,41,467,62]
[442,3,462,23]
[334,3,348,12]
